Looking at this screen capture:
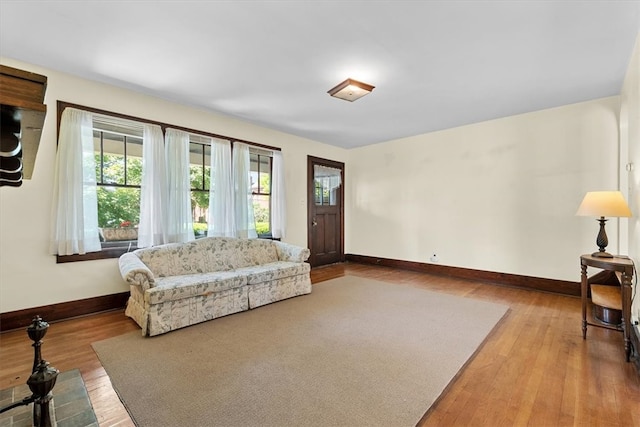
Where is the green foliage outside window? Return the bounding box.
[193,222,208,236]
[97,187,141,228]
[254,168,271,235]
[190,166,210,216]
[253,202,270,235]
[95,153,271,235]
[96,154,142,227]
[255,222,270,235]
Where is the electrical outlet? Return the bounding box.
[430,253,439,263]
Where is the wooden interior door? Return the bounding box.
[307,156,344,267]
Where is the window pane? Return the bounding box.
[259,156,271,194]
[102,153,125,185]
[189,142,209,235]
[97,186,140,228]
[250,152,259,193]
[203,145,211,191]
[190,143,205,190]
[253,194,270,235]
[126,136,143,186]
[314,165,341,206]
[250,153,271,194]
[314,182,335,206]
[93,130,103,183]
[315,181,323,205]
[190,164,203,190]
[193,220,208,238]
[191,190,209,226]
[101,132,125,185]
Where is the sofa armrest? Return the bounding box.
[273,241,311,263]
[119,252,155,291]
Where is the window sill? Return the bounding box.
[56,241,137,263]
[258,234,280,241]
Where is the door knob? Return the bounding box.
[312,218,317,226]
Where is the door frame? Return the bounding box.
[307,155,345,267]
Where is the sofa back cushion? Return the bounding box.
[133,237,280,277]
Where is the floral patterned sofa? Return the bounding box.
[118,237,311,336]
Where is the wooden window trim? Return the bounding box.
[57,246,134,263]
[57,101,281,152]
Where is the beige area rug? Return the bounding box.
[92,276,509,427]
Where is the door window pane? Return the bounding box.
[314,165,341,206]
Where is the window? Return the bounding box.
[54,101,282,263]
[250,149,272,237]
[314,165,341,206]
[93,117,143,251]
[189,137,211,238]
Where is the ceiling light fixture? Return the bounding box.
[328,78,375,102]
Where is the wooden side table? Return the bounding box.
[580,254,635,362]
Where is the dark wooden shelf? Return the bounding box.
[0,64,47,185]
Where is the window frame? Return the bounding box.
[250,150,274,238]
[189,139,211,238]
[92,126,143,255]
[55,101,280,263]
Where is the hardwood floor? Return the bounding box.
[1,262,638,426]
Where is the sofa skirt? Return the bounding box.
[125,272,312,336]
[247,274,312,309]
[126,285,249,336]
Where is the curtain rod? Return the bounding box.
[57,101,281,152]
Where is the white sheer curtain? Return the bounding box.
[271,151,286,239]
[137,124,167,248]
[314,165,342,189]
[207,137,235,237]
[233,142,257,239]
[165,128,194,243]
[49,108,101,255]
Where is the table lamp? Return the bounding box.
[575,191,632,258]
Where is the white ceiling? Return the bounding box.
[1,1,638,149]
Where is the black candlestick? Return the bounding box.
[27,315,49,373]
[27,360,59,427]
[0,316,58,427]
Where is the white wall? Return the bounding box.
[346,97,621,282]
[1,53,633,313]
[0,57,347,313]
[620,34,640,322]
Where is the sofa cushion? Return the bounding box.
[146,271,247,304]
[199,238,280,271]
[134,241,205,278]
[237,261,311,285]
[231,238,280,268]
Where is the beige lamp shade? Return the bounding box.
[575,191,632,218]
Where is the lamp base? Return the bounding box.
[591,251,614,258]
[592,217,613,258]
